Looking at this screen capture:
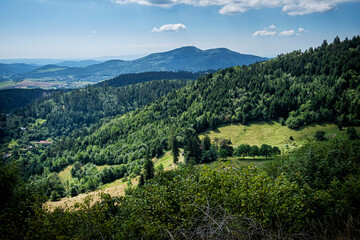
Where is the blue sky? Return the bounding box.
[0,0,359,59]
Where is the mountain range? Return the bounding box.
[0,47,267,87]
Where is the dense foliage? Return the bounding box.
[1,140,359,239]
[1,79,192,143]
[1,36,360,239]
[24,35,359,180]
[0,36,359,205]
[95,71,203,87]
[0,89,59,112]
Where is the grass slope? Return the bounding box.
[0,81,16,89]
[199,121,356,153]
[58,164,113,184]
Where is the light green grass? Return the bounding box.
[155,149,185,170]
[36,67,66,73]
[0,81,15,88]
[155,152,173,169]
[97,164,112,171]
[8,139,18,149]
[59,165,73,183]
[99,178,126,189]
[35,119,46,125]
[199,121,358,153]
[199,157,268,169]
[58,164,114,184]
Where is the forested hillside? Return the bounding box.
[94,71,203,87]
[1,36,360,239]
[3,36,358,181]
[28,35,359,176]
[1,79,192,143]
[0,89,59,112]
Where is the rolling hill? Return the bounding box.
[5,47,267,86]
[0,63,40,76]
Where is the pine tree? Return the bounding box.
[169,130,179,164]
[138,173,145,187]
[202,135,211,151]
[143,154,154,181]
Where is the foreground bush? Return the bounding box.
[2,140,360,239]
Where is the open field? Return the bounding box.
[58,164,114,184]
[8,80,64,89]
[37,67,67,73]
[199,157,268,170]
[0,80,16,88]
[45,178,138,211]
[155,149,185,170]
[58,165,73,183]
[199,121,358,153]
[52,152,184,210]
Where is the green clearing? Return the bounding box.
[58,164,114,184]
[58,165,73,183]
[199,157,268,169]
[199,121,358,153]
[0,81,16,88]
[24,77,58,82]
[36,67,66,73]
[155,149,185,170]
[35,119,46,125]
[99,178,126,189]
[155,152,173,169]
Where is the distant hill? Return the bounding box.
[0,63,40,76]
[8,47,267,85]
[81,46,267,75]
[56,60,103,68]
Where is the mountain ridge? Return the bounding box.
[2,46,267,86]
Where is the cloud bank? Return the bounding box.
[151,23,187,32]
[111,0,357,15]
[252,29,276,37]
[253,25,308,37]
[279,30,298,36]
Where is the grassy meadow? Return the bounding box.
[199,121,357,153]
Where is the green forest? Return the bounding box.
[1,36,360,239]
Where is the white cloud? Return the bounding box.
[298,27,309,32]
[279,29,299,36]
[269,24,276,29]
[151,23,187,32]
[252,29,277,37]
[89,30,97,34]
[111,0,357,15]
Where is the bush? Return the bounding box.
[314,131,326,141]
[265,139,360,217]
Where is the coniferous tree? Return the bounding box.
[143,152,154,181]
[346,127,358,140]
[138,174,145,187]
[169,130,179,164]
[202,135,211,151]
